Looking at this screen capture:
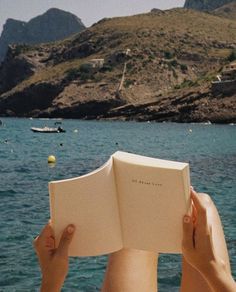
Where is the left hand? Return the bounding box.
[34,222,75,292]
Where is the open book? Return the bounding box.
[49,151,190,257]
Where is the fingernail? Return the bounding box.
[190,186,194,191]
[184,216,190,223]
[67,225,75,234]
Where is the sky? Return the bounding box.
[0,0,185,34]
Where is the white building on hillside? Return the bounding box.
[88,58,104,68]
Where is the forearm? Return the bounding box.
[201,261,236,292]
[40,278,62,292]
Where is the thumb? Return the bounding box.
[56,225,75,257]
[182,215,194,252]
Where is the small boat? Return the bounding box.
[54,121,62,125]
[31,126,66,133]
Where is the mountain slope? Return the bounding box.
[0,8,85,62]
[212,2,236,19]
[184,0,236,11]
[0,8,235,123]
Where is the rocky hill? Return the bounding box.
[0,8,85,62]
[184,0,236,11]
[0,8,235,123]
[212,2,236,19]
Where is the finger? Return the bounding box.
[192,201,197,225]
[56,225,75,257]
[182,215,194,251]
[39,223,54,239]
[45,236,55,249]
[191,189,206,212]
[34,223,54,255]
[33,235,51,266]
[191,191,207,219]
[191,191,209,233]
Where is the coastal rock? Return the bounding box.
[0,81,63,116]
[100,88,236,123]
[0,54,35,94]
[0,8,85,62]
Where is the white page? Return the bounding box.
[49,158,123,257]
[113,152,190,253]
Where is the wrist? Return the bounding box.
[41,278,62,292]
[200,259,231,283]
[199,260,236,292]
[199,258,229,280]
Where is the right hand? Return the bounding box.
[182,189,222,272]
[182,189,236,292]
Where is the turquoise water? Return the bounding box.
[0,118,235,291]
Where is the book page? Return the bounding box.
[113,152,190,253]
[49,158,123,257]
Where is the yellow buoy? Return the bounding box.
[48,155,56,164]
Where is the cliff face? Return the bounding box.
[184,0,236,11]
[0,8,235,123]
[0,8,85,62]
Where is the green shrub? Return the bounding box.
[13,44,31,56]
[99,64,113,72]
[227,49,236,62]
[66,63,94,81]
[170,59,178,67]
[124,79,134,88]
[174,79,198,89]
[148,55,155,61]
[126,62,133,70]
[79,63,92,73]
[164,51,174,59]
[180,64,188,72]
[80,72,91,81]
[66,68,81,80]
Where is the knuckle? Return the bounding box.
[61,233,71,243]
[199,193,213,206]
[199,206,207,216]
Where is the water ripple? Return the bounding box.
[0,119,235,291]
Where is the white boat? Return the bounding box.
[31,126,66,133]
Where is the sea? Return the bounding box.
[0,118,235,292]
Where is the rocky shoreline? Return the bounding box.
[0,81,235,123]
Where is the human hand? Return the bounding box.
[182,189,221,272]
[34,222,75,292]
[182,189,236,292]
